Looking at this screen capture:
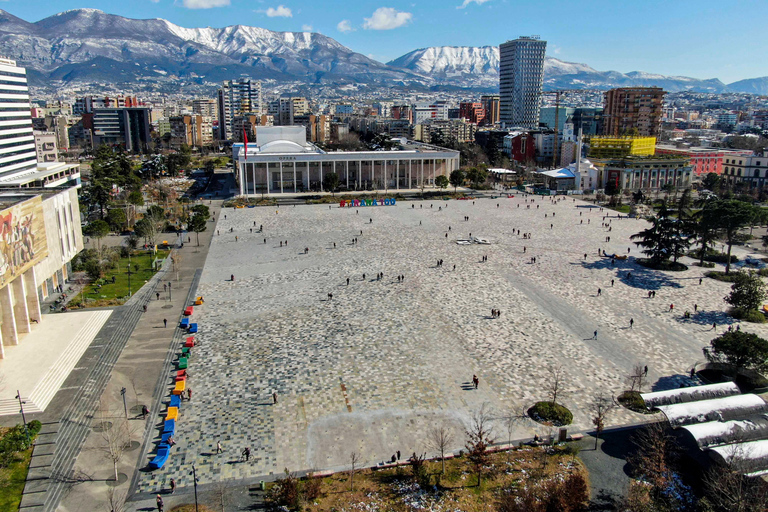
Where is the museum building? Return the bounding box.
[234,127,461,195]
[0,187,83,358]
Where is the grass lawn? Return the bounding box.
[70,250,170,308]
[267,446,588,512]
[0,435,32,511]
[606,204,631,214]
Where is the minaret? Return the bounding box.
[575,127,583,175]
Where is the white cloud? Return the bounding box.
[302,24,313,31]
[336,19,354,33]
[182,0,230,8]
[457,0,491,8]
[363,7,413,30]
[266,5,292,17]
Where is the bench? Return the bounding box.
[172,381,186,395]
[161,432,174,444]
[568,434,584,441]
[188,323,198,333]
[185,337,195,348]
[169,395,181,408]
[181,347,190,356]
[148,444,170,470]
[184,306,193,316]
[178,358,188,370]
[180,318,190,328]
[163,419,175,436]
[195,296,204,305]
[166,407,178,421]
[175,374,187,382]
[176,369,187,378]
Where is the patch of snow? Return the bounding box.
[657,394,768,427]
[641,382,740,409]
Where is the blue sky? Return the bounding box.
[3,0,765,83]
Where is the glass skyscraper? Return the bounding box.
[499,37,547,129]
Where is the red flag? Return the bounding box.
[243,128,248,159]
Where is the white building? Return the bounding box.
[34,132,58,163]
[234,127,460,194]
[499,37,547,129]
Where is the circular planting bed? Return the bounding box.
[637,259,688,271]
[617,391,656,414]
[528,401,573,426]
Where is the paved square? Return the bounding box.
[138,195,768,491]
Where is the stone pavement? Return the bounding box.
[134,195,768,496]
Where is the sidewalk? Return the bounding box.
[51,201,221,512]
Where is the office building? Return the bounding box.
[235,127,459,194]
[459,102,486,125]
[0,58,36,181]
[539,107,575,132]
[499,36,547,129]
[603,87,665,137]
[92,108,151,153]
[217,79,262,140]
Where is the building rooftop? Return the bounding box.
[0,188,61,210]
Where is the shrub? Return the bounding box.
[687,249,738,264]
[705,271,740,283]
[618,391,650,413]
[636,258,688,271]
[528,401,573,426]
[730,308,767,323]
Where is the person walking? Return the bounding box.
[630,318,634,329]
[243,446,251,461]
[669,304,674,312]
[346,277,350,286]
[156,495,164,512]
[156,292,160,301]
[699,277,703,285]
[163,318,167,328]
[187,388,192,401]
[170,478,176,494]
[216,440,223,454]
[593,330,598,340]
[597,288,602,296]
[273,392,278,404]
[644,365,648,376]
[142,405,149,419]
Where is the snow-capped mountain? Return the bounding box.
[0,8,419,86]
[387,46,729,93]
[0,9,759,94]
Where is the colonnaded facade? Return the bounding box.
[234,127,461,195]
[0,187,83,358]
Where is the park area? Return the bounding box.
[69,249,171,308]
[137,194,768,494]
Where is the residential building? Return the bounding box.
[481,95,500,125]
[391,105,413,123]
[499,36,547,129]
[34,132,57,163]
[91,108,151,153]
[155,118,171,137]
[475,130,509,158]
[570,108,604,136]
[417,119,476,144]
[588,136,656,159]
[235,126,459,194]
[603,87,665,137]
[192,99,218,118]
[169,115,213,148]
[335,104,354,115]
[217,79,262,140]
[73,95,143,115]
[459,102,485,125]
[0,187,84,358]
[413,102,449,124]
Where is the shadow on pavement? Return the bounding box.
[651,374,697,391]
[577,258,684,291]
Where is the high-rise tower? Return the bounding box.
[499,37,547,129]
[217,79,262,140]
[0,58,35,180]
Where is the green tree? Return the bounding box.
[704,330,768,372]
[128,190,144,206]
[191,204,210,219]
[449,169,465,192]
[84,219,110,251]
[435,174,449,190]
[133,218,157,246]
[323,172,340,196]
[702,172,720,191]
[694,210,720,267]
[725,270,767,314]
[630,203,675,264]
[465,167,479,186]
[188,214,207,246]
[702,200,757,274]
[106,208,127,233]
[204,159,215,177]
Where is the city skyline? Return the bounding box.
[2,0,766,84]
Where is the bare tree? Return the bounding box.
[428,426,454,474]
[546,365,566,405]
[98,403,135,482]
[105,486,127,512]
[349,452,362,491]
[627,421,681,508]
[591,392,617,450]
[626,364,647,393]
[465,403,496,487]
[211,478,234,512]
[703,439,768,512]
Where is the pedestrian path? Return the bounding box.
[20,261,169,512]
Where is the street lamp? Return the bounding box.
[120,387,127,418]
[191,464,199,512]
[127,252,132,297]
[15,391,30,445]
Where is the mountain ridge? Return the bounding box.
[0,9,764,94]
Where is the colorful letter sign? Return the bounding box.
[339,198,396,208]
